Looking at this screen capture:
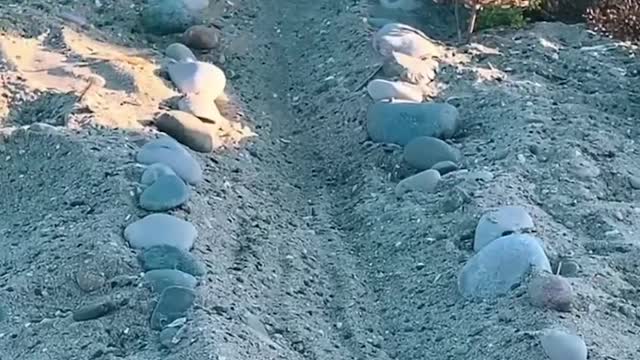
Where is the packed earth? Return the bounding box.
[0,0,639,359]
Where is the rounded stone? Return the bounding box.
[181,25,221,50]
[167,61,226,99]
[124,213,197,251]
[136,136,203,185]
[382,51,438,84]
[366,102,460,145]
[541,329,587,360]
[178,93,222,122]
[403,136,460,171]
[151,286,196,330]
[139,174,190,211]
[474,205,535,252]
[431,160,458,175]
[367,79,423,102]
[141,0,201,36]
[528,272,573,312]
[165,43,197,63]
[458,233,551,299]
[141,163,177,186]
[155,110,221,153]
[373,23,443,59]
[395,169,441,197]
[138,245,206,276]
[144,269,197,294]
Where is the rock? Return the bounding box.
[458,233,551,299]
[141,163,177,186]
[629,175,640,189]
[155,110,220,153]
[541,329,587,360]
[72,300,117,321]
[144,269,197,294]
[167,61,226,99]
[150,286,196,330]
[366,102,460,145]
[159,326,181,348]
[382,51,438,84]
[557,259,580,277]
[379,0,423,10]
[138,245,206,276]
[395,169,441,197]
[431,160,458,175]
[136,135,203,185]
[165,43,197,63]
[124,213,197,251]
[139,174,190,211]
[181,25,221,50]
[473,206,535,252]
[75,271,106,292]
[373,23,443,59]
[183,0,209,11]
[403,136,460,171]
[141,0,202,35]
[367,79,423,102]
[178,93,222,122]
[528,272,573,312]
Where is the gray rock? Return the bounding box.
[124,213,197,251]
[458,233,551,299]
[367,79,423,102]
[72,300,117,321]
[541,329,587,360]
[474,206,535,252]
[366,102,460,145]
[403,136,460,170]
[155,110,222,153]
[141,0,201,35]
[395,169,440,197]
[141,163,177,186]
[136,136,203,185]
[181,25,221,50]
[178,93,222,122]
[139,174,190,211]
[144,269,197,294]
[138,245,206,276]
[167,61,226,99]
[431,160,458,175]
[159,326,181,348]
[165,43,197,63]
[150,286,196,330]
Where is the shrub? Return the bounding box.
[586,0,640,42]
[476,5,528,30]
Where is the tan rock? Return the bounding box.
[528,271,573,312]
[382,51,438,84]
[181,25,221,50]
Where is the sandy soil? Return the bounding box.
[1,0,640,359]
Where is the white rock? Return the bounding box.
[178,92,222,122]
[367,79,423,102]
[541,329,587,360]
[167,61,226,99]
[373,23,443,59]
[474,205,535,252]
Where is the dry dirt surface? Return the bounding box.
[1,0,640,359]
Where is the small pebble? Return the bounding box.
[139,174,190,211]
[557,259,580,277]
[165,43,197,63]
[431,160,458,175]
[72,301,117,321]
[150,286,196,330]
[144,269,197,294]
[75,271,106,292]
[528,272,573,312]
[541,329,587,360]
[159,326,181,348]
[141,163,177,186]
[181,25,221,49]
[395,169,440,197]
[628,175,640,190]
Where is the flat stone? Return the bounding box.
[373,23,443,59]
[178,93,222,122]
[403,136,460,170]
[124,213,197,251]
[367,79,423,102]
[72,300,117,321]
[141,163,177,186]
[366,102,460,145]
[395,169,440,197]
[155,110,222,153]
[181,25,221,50]
[136,136,203,185]
[382,51,438,84]
[138,245,206,276]
[474,206,535,252]
[541,329,587,360]
[528,272,573,312]
[431,160,458,175]
[144,269,197,294]
[458,233,551,299]
[141,0,201,35]
[167,61,226,99]
[150,286,196,330]
[165,43,197,63]
[139,174,190,211]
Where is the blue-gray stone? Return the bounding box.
[141,163,177,186]
[431,160,458,175]
[366,102,460,145]
[458,233,551,299]
[124,213,197,251]
[150,286,196,330]
[136,136,203,185]
[403,136,460,170]
[144,269,197,294]
[474,206,535,252]
[138,245,206,276]
[541,329,588,360]
[141,0,200,35]
[139,174,190,211]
